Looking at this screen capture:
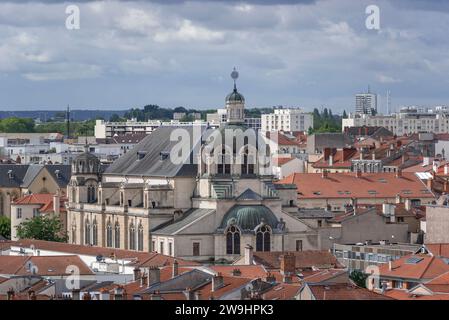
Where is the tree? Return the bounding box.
[0,216,11,240]
[0,117,35,133]
[342,110,348,119]
[349,270,368,288]
[109,114,124,122]
[16,215,67,242]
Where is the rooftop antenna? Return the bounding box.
[231,67,239,92]
[367,85,371,94]
[66,105,71,140]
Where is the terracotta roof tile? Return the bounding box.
[278,172,435,199]
[378,253,449,280]
[0,255,93,276]
[308,283,393,300]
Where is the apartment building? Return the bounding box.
[343,107,449,136]
[261,108,313,132]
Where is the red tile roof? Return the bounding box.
[252,250,342,270]
[378,253,449,280]
[262,283,301,300]
[307,283,393,300]
[278,172,435,199]
[0,255,93,276]
[13,194,67,214]
[384,289,449,300]
[11,239,199,267]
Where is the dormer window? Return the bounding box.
[137,151,147,160]
[160,152,169,161]
[7,170,13,179]
[55,170,60,179]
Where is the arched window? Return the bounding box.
[114,222,120,248]
[87,185,96,203]
[84,218,91,245]
[129,223,136,250]
[138,223,144,251]
[71,224,77,244]
[226,225,240,255]
[92,219,98,246]
[256,225,271,252]
[106,221,113,247]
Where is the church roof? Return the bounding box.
[226,88,245,103]
[105,126,208,178]
[152,208,216,235]
[236,189,263,201]
[0,164,71,188]
[219,205,279,231]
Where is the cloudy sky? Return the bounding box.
[1,0,449,113]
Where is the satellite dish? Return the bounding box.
[96,255,103,262]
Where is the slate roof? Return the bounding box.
[0,164,71,188]
[104,126,207,177]
[141,269,212,293]
[236,188,263,201]
[152,208,215,235]
[292,208,335,219]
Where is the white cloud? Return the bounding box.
[376,74,402,84]
[154,19,224,42]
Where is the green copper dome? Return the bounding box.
[220,205,278,231]
[226,88,245,103]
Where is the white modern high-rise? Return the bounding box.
[355,90,377,115]
[261,108,313,132]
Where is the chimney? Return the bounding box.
[212,273,224,292]
[404,198,412,211]
[72,289,80,300]
[148,267,161,287]
[172,259,179,278]
[396,169,402,178]
[372,153,376,160]
[183,287,194,300]
[427,178,433,191]
[244,245,254,265]
[133,267,142,281]
[423,157,430,166]
[388,260,393,271]
[280,253,296,275]
[140,273,148,287]
[6,288,15,300]
[382,203,391,216]
[355,169,362,178]
[443,181,449,194]
[321,170,329,179]
[445,165,449,175]
[283,275,293,284]
[27,290,36,300]
[328,155,333,166]
[265,272,276,283]
[53,190,60,215]
[395,194,401,204]
[324,148,332,161]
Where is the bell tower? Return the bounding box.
[225,68,245,124]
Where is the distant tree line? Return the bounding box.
[0,117,96,137]
[118,105,275,123]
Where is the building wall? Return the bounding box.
[10,203,41,240]
[425,205,449,243]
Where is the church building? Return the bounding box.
[66,69,318,262]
